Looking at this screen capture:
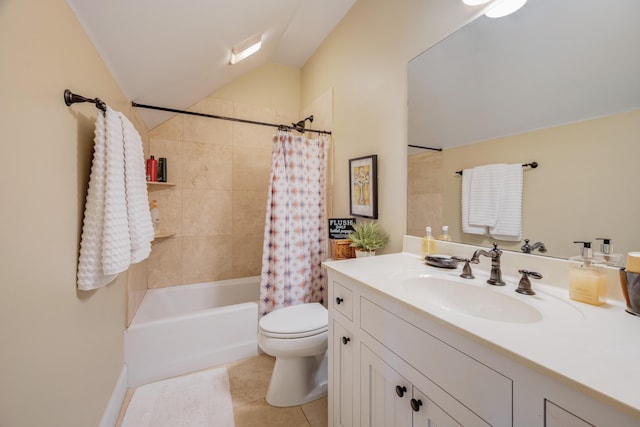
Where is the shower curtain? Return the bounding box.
[259,130,329,316]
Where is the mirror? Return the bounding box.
[407,0,640,259]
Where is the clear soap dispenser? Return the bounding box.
[594,237,624,267]
[438,225,452,242]
[569,241,606,306]
[421,226,436,258]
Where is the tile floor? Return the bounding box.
[116,353,328,427]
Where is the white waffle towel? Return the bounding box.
[77,107,153,290]
[461,168,489,236]
[468,164,506,227]
[489,163,523,241]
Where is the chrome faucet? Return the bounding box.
[521,239,547,254]
[470,243,506,286]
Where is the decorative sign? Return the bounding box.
[328,218,356,239]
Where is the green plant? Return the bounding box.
[348,221,390,252]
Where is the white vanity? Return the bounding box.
[323,236,640,426]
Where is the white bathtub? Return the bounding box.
[125,276,260,386]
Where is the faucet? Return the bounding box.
[521,239,547,254]
[470,243,506,286]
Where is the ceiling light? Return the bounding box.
[462,0,491,5]
[230,34,262,65]
[461,0,527,18]
[484,0,528,18]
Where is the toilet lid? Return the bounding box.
[259,302,328,338]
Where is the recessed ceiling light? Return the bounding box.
[230,34,262,65]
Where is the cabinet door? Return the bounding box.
[333,320,354,427]
[412,386,461,427]
[361,344,412,427]
[545,400,594,427]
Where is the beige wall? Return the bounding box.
[0,0,149,426]
[440,110,640,258]
[146,64,300,287]
[300,0,479,253]
[407,110,640,259]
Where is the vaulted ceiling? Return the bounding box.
[66,0,356,128]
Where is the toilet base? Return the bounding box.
[265,351,328,407]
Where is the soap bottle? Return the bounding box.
[438,225,452,241]
[569,241,606,306]
[150,200,160,232]
[594,237,624,267]
[421,226,437,258]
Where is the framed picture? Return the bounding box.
[349,155,378,219]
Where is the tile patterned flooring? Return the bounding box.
[116,354,328,427]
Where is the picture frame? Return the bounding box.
[349,154,378,219]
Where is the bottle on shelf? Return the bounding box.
[150,199,160,232]
[438,225,452,241]
[421,226,437,258]
[146,155,158,182]
[157,157,167,182]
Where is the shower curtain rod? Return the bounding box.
[131,102,332,135]
[409,144,442,152]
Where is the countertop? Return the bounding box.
[323,250,640,417]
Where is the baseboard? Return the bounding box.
[99,365,128,427]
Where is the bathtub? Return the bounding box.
[125,276,260,386]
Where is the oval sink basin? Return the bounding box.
[402,276,542,323]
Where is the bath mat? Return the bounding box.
[121,367,235,427]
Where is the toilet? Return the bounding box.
[258,302,328,407]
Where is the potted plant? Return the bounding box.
[348,221,390,257]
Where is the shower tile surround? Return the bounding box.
[147,98,296,288]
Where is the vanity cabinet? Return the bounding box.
[326,267,640,427]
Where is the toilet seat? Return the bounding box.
[259,302,328,339]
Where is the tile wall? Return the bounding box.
[146,97,298,288]
[407,150,444,237]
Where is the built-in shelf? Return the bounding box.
[146,181,176,187]
[153,231,175,240]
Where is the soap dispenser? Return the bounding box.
[421,226,436,258]
[594,237,623,267]
[569,241,606,306]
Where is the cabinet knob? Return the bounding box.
[395,385,407,398]
[410,398,423,412]
[341,336,350,345]
[336,297,344,305]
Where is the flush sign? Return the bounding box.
[328,218,356,239]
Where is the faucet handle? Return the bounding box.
[452,257,475,279]
[515,269,543,295]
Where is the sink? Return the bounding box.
[402,275,542,323]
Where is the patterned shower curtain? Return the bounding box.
[259,130,329,316]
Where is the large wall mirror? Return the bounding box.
[407,0,640,259]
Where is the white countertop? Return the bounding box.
[323,249,640,417]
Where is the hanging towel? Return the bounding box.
[489,163,523,241]
[468,164,506,227]
[120,113,154,264]
[77,107,153,291]
[461,168,489,236]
